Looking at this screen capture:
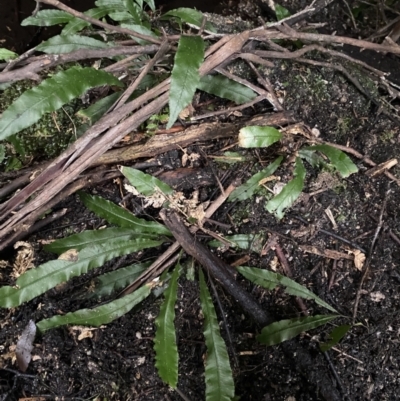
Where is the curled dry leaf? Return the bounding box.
[12,241,35,278]
[351,249,366,271]
[16,320,36,372]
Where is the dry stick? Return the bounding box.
[118,183,238,297]
[37,0,161,45]
[161,210,343,401]
[0,45,160,83]
[352,189,390,323]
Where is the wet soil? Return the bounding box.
[1,1,400,401]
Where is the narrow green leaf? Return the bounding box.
[0,240,160,308]
[126,0,142,23]
[303,144,358,178]
[77,92,122,125]
[109,11,136,22]
[198,75,257,104]
[266,157,305,219]
[143,0,155,12]
[154,264,181,388]
[167,36,205,129]
[211,152,247,164]
[120,166,174,196]
[90,261,151,298]
[78,192,171,235]
[257,315,338,346]
[0,145,5,163]
[228,156,283,201]
[208,233,265,254]
[275,4,291,21]
[162,8,215,32]
[21,10,74,26]
[0,66,122,141]
[238,126,282,148]
[61,7,114,35]
[37,284,151,332]
[44,227,159,254]
[237,266,338,313]
[95,0,126,10]
[36,35,110,54]
[0,48,18,61]
[320,324,351,352]
[199,270,234,401]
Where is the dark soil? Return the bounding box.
[1,1,400,401]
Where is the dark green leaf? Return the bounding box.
[266,157,306,219]
[198,74,257,104]
[37,284,151,332]
[95,0,126,11]
[303,144,358,178]
[298,148,326,169]
[90,261,151,298]
[0,240,161,308]
[237,266,338,313]
[154,264,181,388]
[320,324,351,352]
[162,8,215,32]
[120,167,174,196]
[36,35,110,54]
[275,4,291,21]
[78,192,171,235]
[167,35,205,128]
[0,144,5,163]
[44,227,159,254]
[120,23,160,44]
[77,92,122,125]
[257,315,339,346]
[238,126,282,148]
[0,48,18,61]
[228,156,283,201]
[21,10,73,26]
[0,67,122,141]
[199,270,234,401]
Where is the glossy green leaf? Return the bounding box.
[78,192,171,235]
[36,35,110,54]
[77,92,121,125]
[320,324,351,352]
[154,264,181,388]
[44,227,160,254]
[199,270,234,401]
[167,35,205,129]
[266,157,305,219]
[257,315,338,346]
[198,74,257,104]
[0,48,18,61]
[90,261,151,298]
[120,167,174,196]
[228,156,283,201]
[303,144,358,178]
[238,126,282,148]
[109,11,136,22]
[0,240,161,308]
[275,4,291,21]
[208,233,265,254]
[162,8,215,32]
[21,10,74,26]
[61,7,115,35]
[37,284,151,332]
[0,66,122,141]
[237,266,338,313]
